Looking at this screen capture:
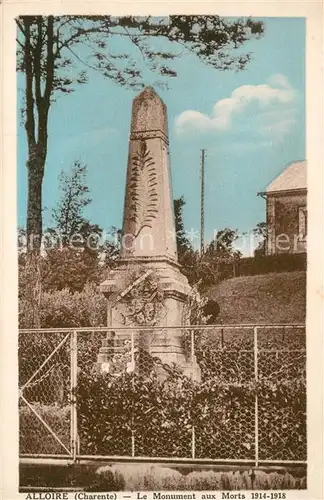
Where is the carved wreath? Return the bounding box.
[128,140,158,238]
[117,268,164,327]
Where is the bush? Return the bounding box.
[19,283,106,328]
[236,253,307,277]
[76,369,306,461]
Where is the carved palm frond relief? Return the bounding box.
[128,139,158,237]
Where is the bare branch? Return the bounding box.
[66,45,104,76]
[55,26,108,57]
[43,16,54,106]
[34,17,43,110]
[16,18,27,37]
[16,38,24,50]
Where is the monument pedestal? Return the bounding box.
[98,258,201,381]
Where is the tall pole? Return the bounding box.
[200,149,205,254]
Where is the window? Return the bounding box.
[298,207,307,239]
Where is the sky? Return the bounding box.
[17,17,305,254]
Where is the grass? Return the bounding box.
[89,464,306,491]
[209,271,306,324]
[19,404,70,455]
[20,463,307,491]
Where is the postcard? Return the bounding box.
[1,1,323,499]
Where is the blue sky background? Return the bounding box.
[17,17,305,252]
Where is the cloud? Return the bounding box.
[175,74,297,138]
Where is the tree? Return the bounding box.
[207,228,239,254]
[253,221,267,256]
[173,196,191,261]
[203,228,241,283]
[51,160,91,246]
[173,196,206,286]
[173,199,243,288]
[17,15,264,252]
[41,161,119,292]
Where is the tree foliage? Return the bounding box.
[18,162,119,309]
[173,220,242,290]
[253,221,267,256]
[173,196,191,261]
[42,161,118,291]
[51,160,91,245]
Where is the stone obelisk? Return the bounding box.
[99,87,200,380]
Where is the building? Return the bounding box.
[258,160,307,255]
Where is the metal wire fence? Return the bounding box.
[18,324,306,465]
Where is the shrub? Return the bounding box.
[76,369,306,461]
[19,283,107,406]
[19,283,106,328]
[236,253,307,277]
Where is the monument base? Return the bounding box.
[98,257,201,382]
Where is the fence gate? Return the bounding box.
[18,330,76,459]
[19,325,306,465]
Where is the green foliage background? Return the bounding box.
[76,359,306,461]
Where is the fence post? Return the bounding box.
[253,326,259,467]
[70,330,78,462]
[131,330,135,366]
[190,329,196,460]
[131,430,135,458]
[190,329,195,360]
[191,426,196,459]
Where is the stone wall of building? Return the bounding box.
[266,191,307,255]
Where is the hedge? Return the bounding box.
[76,369,306,461]
[235,253,307,277]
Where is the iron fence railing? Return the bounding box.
[18,324,306,465]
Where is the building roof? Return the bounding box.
[265,160,307,194]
